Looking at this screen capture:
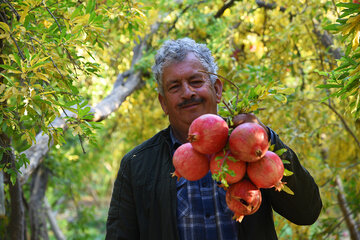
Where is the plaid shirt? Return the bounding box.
[170,128,239,240]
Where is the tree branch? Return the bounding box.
[255,0,286,12]
[19,21,162,185]
[44,198,65,240]
[214,0,239,18]
[1,0,20,21]
[321,102,360,150]
[336,176,360,240]
[42,0,62,33]
[0,170,5,216]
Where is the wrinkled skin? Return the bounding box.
[158,52,222,143]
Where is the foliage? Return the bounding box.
[1,0,360,239]
[319,3,360,118]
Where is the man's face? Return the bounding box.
[158,52,223,142]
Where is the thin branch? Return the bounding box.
[42,0,62,33]
[322,102,360,149]
[2,0,20,21]
[198,70,240,106]
[0,12,25,60]
[167,1,206,34]
[222,99,234,116]
[255,0,286,12]
[44,198,65,240]
[336,176,360,240]
[214,0,239,18]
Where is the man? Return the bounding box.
[106,38,322,240]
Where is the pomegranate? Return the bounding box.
[247,151,285,191]
[172,143,210,181]
[229,122,269,162]
[210,150,246,185]
[226,179,262,222]
[188,114,229,154]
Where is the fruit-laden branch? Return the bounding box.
[335,176,360,240]
[19,21,161,185]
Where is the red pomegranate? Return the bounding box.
[188,114,229,154]
[247,151,285,191]
[229,122,269,162]
[226,179,262,222]
[210,150,246,185]
[172,143,210,181]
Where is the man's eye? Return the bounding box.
[169,85,179,90]
[191,80,203,86]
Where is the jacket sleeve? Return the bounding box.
[264,128,322,225]
[106,155,140,240]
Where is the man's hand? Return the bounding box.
[232,113,270,138]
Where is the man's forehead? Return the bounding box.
[164,72,206,84]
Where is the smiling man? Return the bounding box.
[105,38,322,240]
[158,52,222,143]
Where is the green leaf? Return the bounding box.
[0,73,14,85]
[275,148,287,156]
[282,159,291,164]
[283,168,294,177]
[282,184,294,195]
[273,94,287,103]
[86,0,96,14]
[336,2,360,9]
[316,84,342,89]
[323,24,341,31]
[10,172,17,185]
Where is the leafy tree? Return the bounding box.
[1,0,360,239]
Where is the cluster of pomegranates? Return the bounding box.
[172,114,285,222]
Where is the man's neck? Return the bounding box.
[170,126,188,144]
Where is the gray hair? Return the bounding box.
[152,38,218,95]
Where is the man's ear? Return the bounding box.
[158,93,168,115]
[214,78,223,103]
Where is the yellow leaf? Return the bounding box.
[346,14,360,24]
[0,83,5,94]
[72,14,90,25]
[352,30,360,51]
[73,126,83,136]
[30,127,36,139]
[20,6,29,24]
[0,87,12,102]
[0,22,10,32]
[35,72,50,82]
[39,91,55,95]
[282,184,294,195]
[349,63,360,77]
[0,33,9,39]
[342,21,357,36]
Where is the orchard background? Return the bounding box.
[0,0,360,239]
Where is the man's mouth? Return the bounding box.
[178,98,204,108]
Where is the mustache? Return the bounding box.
[178,97,204,108]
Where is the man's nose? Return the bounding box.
[182,82,195,98]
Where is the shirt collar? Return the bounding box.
[169,126,183,154]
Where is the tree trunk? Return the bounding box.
[0,170,5,216]
[336,176,360,240]
[0,133,25,240]
[44,198,66,240]
[29,166,49,240]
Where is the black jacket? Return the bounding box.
[106,127,322,240]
